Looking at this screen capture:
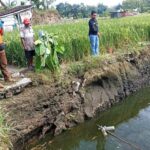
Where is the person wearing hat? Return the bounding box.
[20,18,35,70]
[0,20,13,90]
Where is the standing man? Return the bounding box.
[89,11,100,56]
[20,18,35,70]
[0,20,12,87]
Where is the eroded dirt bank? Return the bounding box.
[1,48,150,150]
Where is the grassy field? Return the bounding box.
[4,14,150,66]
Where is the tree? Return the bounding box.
[56,3,107,18]
[0,0,18,8]
[122,0,150,12]
[142,0,150,12]
[0,0,7,9]
[97,4,107,15]
[115,4,122,10]
[64,3,72,17]
[31,0,56,9]
[122,0,139,10]
[80,3,88,18]
[56,3,72,17]
[56,3,65,16]
[71,4,80,19]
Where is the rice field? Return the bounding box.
[4,14,150,66]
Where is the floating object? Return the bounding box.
[98,125,115,136]
[97,125,142,150]
[101,127,108,136]
[91,136,97,140]
[104,126,115,131]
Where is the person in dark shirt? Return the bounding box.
[89,11,99,56]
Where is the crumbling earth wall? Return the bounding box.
[2,49,150,149]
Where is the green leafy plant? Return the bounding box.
[35,31,65,72]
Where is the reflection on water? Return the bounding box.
[28,88,150,150]
[105,106,150,150]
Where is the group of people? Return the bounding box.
[0,10,99,90]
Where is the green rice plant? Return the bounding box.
[4,30,26,66]
[2,14,150,68]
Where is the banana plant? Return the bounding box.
[34,31,65,72]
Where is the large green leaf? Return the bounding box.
[40,44,46,56]
[35,56,42,71]
[35,45,41,56]
[34,40,42,45]
[56,45,65,54]
[41,54,48,67]
[35,31,65,72]
[48,38,54,44]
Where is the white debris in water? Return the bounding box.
[104,126,115,131]
[98,125,115,137]
[101,127,108,136]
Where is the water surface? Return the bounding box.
[29,88,150,150]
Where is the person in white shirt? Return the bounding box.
[20,18,35,70]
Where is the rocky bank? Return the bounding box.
[1,48,150,149]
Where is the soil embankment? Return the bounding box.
[1,48,150,149]
[32,10,61,25]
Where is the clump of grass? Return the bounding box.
[0,111,11,149]
[68,55,107,77]
[68,44,146,77]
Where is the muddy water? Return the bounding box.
[28,88,150,150]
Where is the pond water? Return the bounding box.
[28,88,150,150]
